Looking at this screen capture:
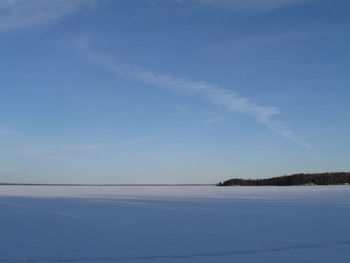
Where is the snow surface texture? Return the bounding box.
[1,185,350,263]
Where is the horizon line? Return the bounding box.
[0,183,216,186]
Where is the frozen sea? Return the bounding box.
[0,185,350,263]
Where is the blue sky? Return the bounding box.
[0,0,349,184]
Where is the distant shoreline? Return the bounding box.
[219,172,350,186]
[0,183,215,187]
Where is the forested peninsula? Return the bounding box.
[218,172,350,186]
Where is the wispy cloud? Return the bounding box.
[145,0,323,13]
[202,116,225,126]
[77,40,310,148]
[173,105,225,126]
[201,26,345,59]
[0,0,95,32]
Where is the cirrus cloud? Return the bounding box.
[77,39,310,148]
[0,0,96,32]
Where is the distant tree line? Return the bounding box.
[218,172,350,186]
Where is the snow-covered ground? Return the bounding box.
[1,185,350,262]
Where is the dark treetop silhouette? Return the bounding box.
[218,172,350,186]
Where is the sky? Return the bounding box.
[0,0,349,184]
